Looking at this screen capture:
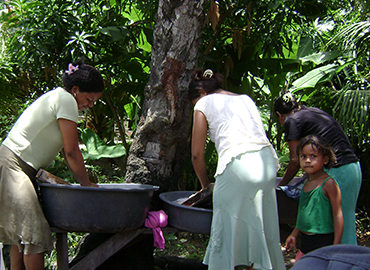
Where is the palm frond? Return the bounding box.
[333,88,370,147]
[327,21,370,54]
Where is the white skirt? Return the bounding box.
[203,147,285,270]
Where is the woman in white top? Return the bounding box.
[188,69,285,270]
[0,60,103,270]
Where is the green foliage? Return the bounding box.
[154,232,208,261]
[0,98,32,142]
[0,0,154,161]
[46,153,74,182]
[284,17,370,150]
[80,128,126,160]
[1,0,369,181]
[44,232,86,270]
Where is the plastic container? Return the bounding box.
[38,183,159,233]
[159,191,212,234]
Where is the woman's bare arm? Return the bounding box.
[58,118,96,186]
[191,110,210,190]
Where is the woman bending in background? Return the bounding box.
[188,68,285,270]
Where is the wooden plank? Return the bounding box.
[56,232,69,270]
[36,169,71,185]
[181,183,214,207]
[70,228,146,270]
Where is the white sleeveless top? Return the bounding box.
[194,93,279,176]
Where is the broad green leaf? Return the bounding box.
[80,128,126,160]
[291,64,338,90]
[300,51,342,65]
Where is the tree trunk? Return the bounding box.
[125,0,206,199]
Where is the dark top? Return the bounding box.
[284,106,358,167]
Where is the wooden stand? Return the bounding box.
[51,185,298,269]
[52,227,178,270]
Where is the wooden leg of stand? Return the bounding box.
[56,232,69,270]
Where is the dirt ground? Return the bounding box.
[155,229,370,270]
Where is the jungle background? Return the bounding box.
[0,0,369,269]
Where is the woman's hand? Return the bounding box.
[82,182,99,187]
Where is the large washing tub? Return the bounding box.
[38,183,159,233]
[160,177,303,234]
[159,191,212,234]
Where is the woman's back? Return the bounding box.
[194,93,278,176]
[285,106,358,166]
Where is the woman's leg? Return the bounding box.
[10,245,25,270]
[10,245,44,270]
[24,253,44,270]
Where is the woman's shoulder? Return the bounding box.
[42,87,68,96]
[41,87,74,106]
[287,106,318,121]
[50,87,72,97]
[53,87,69,94]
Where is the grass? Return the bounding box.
[154,232,209,260]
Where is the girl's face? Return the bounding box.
[72,87,102,111]
[299,144,329,174]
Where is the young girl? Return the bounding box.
[285,135,343,262]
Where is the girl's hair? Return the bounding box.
[296,135,337,169]
[62,59,104,93]
[274,90,299,115]
[188,68,225,101]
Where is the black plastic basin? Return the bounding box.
[159,191,212,234]
[38,183,159,233]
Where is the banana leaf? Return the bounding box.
[80,128,126,160]
[291,64,338,91]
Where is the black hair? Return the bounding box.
[61,59,104,93]
[188,68,225,101]
[273,90,299,115]
[296,135,337,169]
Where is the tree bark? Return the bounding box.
[125,0,206,198]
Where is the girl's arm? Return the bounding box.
[324,178,343,245]
[58,118,97,187]
[191,110,210,190]
[279,139,300,186]
[285,227,300,251]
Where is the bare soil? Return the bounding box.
[154,230,370,270]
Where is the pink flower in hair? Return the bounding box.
[65,63,79,75]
